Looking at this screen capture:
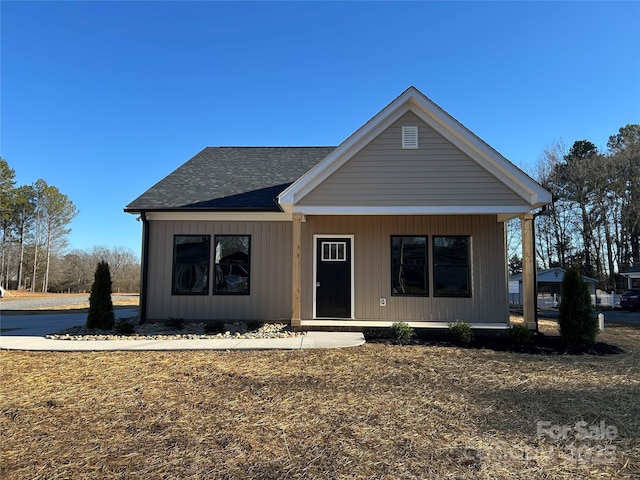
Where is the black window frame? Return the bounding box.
[172,235,211,295]
[433,235,471,298]
[391,235,429,297]
[213,234,251,295]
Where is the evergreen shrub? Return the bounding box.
[558,268,598,345]
[86,260,115,330]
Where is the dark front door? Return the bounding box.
[316,237,352,318]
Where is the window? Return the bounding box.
[214,235,250,295]
[391,236,428,296]
[172,235,210,295]
[433,236,471,297]
[321,241,347,261]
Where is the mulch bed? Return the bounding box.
[363,329,627,356]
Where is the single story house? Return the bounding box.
[125,87,551,329]
[508,268,598,305]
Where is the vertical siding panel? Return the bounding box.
[263,222,273,320]
[371,217,378,320]
[264,222,272,318]
[376,216,386,320]
[480,217,489,322]
[144,220,295,322]
[157,220,168,320]
[365,215,372,320]
[281,222,293,320]
[376,216,384,320]
[486,217,496,320]
[144,215,508,325]
[367,216,376,320]
[155,220,168,319]
[273,221,281,318]
[271,221,279,319]
[147,220,159,319]
[146,220,158,319]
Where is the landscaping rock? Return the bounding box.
[46,319,304,341]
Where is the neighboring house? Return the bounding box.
[621,264,640,290]
[125,87,551,329]
[508,268,598,306]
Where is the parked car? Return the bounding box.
[620,289,640,311]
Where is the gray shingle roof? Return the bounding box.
[125,147,335,212]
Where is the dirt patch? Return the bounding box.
[1,290,139,312]
[1,290,91,301]
[29,296,140,311]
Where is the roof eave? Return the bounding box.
[124,206,283,214]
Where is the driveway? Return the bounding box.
[539,308,640,326]
[1,308,138,337]
[596,309,640,325]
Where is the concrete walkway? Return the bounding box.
[0,331,366,351]
[0,309,365,351]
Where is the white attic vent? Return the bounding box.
[402,126,418,149]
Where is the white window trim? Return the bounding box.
[321,241,348,262]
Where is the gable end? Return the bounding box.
[278,87,551,213]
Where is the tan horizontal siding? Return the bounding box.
[300,215,508,324]
[145,220,292,321]
[299,111,526,207]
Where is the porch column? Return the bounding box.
[521,213,537,331]
[291,213,303,327]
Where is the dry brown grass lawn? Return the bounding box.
[1,323,639,479]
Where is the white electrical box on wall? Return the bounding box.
[380,298,387,307]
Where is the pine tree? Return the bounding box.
[86,260,114,330]
[558,268,598,344]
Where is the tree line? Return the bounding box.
[0,158,140,293]
[508,124,639,292]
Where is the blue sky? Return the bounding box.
[2,1,639,259]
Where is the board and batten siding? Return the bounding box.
[145,220,293,321]
[300,215,509,324]
[298,111,527,208]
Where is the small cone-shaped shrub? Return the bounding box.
[558,268,598,345]
[86,260,115,330]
